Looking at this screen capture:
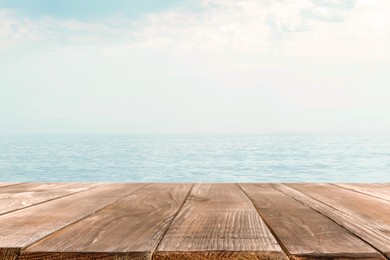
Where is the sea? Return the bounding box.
[0,134,389,182]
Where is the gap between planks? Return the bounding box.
[330,183,390,203]
[237,183,292,258]
[150,183,195,258]
[275,183,390,259]
[240,183,385,259]
[18,183,193,260]
[0,183,149,260]
[0,183,99,217]
[0,183,387,260]
[154,183,287,259]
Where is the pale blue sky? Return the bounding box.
[1,0,389,134]
[0,0,189,19]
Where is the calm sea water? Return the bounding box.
[0,134,389,182]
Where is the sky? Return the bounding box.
[0,0,389,134]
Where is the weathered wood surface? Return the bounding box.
[0,183,96,215]
[0,183,388,259]
[277,183,390,258]
[333,183,390,202]
[240,183,383,259]
[155,183,287,260]
[0,183,146,260]
[19,183,193,260]
[0,183,20,188]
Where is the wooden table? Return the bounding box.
[0,182,389,259]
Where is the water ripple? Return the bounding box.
[0,134,389,182]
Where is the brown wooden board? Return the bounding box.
[240,183,383,259]
[155,183,287,260]
[0,182,96,215]
[0,183,146,260]
[333,183,390,202]
[277,183,390,258]
[15,252,146,260]
[19,183,193,260]
[0,183,20,188]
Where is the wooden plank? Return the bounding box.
[155,183,287,260]
[19,183,193,260]
[0,183,146,260]
[240,183,383,259]
[333,183,390,202]
[0,182,96,215]
[0,183,20,188]
[16,252,143,260]
[276,183,390,258]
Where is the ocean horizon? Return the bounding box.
[1,134,389,183]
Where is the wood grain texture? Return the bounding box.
[0,183,389,259]
[155,183,287,260]
[0,182,96,215]
[0,248,20,260]
[154,251,287,260]
[19,183,193,260]
[0,183,146,260]
[239,183,383,259]
[333,183,390,202]
[276,183,390,258]
[15,252,147,260]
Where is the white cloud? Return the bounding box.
[301,6,344,22]
[0,9,39,48]
[1,0,390,58]
[310,0,356,9]
[1,0,390,134]
[265,1,311,32]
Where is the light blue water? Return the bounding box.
[0,135,389,182]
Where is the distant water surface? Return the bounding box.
[0,135,389,182]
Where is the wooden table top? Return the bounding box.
[0,182,389,259]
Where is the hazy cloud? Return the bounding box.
[1,0,390,134]
[266,14,309,32]
[1,0,390,57]
[311,0,356,9]
[301,7,344,22]
[0,10,38,48]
